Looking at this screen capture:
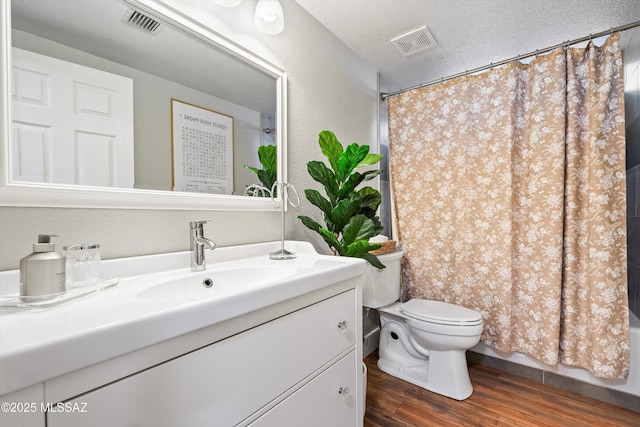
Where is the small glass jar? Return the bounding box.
[63,244,101,287]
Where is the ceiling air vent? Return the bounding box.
[391,26,437,57]
[121,9,163,35]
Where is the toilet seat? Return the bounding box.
[399,299,483,326]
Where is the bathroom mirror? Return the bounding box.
[0,0,287,210]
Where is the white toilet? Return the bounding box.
[363,250,483,400]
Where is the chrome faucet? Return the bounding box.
[190,221,216,271]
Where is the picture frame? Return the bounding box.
[171,98,234,194]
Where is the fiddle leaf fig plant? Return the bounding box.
[298,130,386,269]
[244,144,277,196]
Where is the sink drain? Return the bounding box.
[202,278,213,288]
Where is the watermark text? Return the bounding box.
[1,401,88,413]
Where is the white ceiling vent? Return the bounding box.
[121,9,163,35]
[391,26,437,57]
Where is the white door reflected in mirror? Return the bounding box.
[12,48,134,187]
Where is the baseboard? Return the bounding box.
[467,351,640,413]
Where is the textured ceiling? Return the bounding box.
[296,0,640,92]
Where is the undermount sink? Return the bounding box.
[138,264,297,301]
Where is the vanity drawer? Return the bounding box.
[47,289,356,427]
[249,351,358,427]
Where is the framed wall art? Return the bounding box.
[171,98,234,194]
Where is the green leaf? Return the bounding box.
[243,145,277,195]
[267,168,277,184]
[358,187,382,212]
[361,252,386,269]
[338,171,365,199]
[307,161,332,185]
[258,145,277,171]
[361,169,383,181]
[318,130,343,175]
[345,242,386,269]
[346,240,379,256]
[299,214,344,255]
[298,215,322,233]
[331,198,361,233]
[257,169,276,190]
[307,161,338,204]
[244,165,260,175]
[342,214,380,245]
[338,144,369,182]
[357,153,384,168]
[354,215,383,237]
[304,189,333,219]
[337,170,382,200]
[319,228,345,255]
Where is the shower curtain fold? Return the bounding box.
[387,33,629,378]
[560,36,629,378]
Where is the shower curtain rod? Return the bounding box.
[381,20,640,101]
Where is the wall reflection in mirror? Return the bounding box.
[10,0,278,197]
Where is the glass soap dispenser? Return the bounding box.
[20,234,66,299]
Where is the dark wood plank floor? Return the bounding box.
[363,352,639,427]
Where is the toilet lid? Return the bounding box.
[399,299,483,326]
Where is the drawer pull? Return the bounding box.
[338,386,349,398]
[337,320,348,331]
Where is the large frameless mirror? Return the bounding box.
[0,0,287,210]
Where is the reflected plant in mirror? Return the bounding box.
[244,144,277,197]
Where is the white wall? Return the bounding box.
[0,0,379,270]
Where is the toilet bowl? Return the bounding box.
[377,300,483,400]
[364,251,483,400]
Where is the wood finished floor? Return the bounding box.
[363,352,639,427]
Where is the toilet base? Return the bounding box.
[377,348,473,400]
[377,319,474,400]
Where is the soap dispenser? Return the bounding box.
[20,234,66,299]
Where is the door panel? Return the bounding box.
[11,48,134,187]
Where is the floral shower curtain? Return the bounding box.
[387,33,629,378]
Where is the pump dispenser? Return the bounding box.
[20,234,66,299]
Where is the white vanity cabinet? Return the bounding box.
[47,289,361,427]
[1,242,366,427]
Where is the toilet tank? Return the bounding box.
[363,250,403,308]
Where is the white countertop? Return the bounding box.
[0,241,365,396]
